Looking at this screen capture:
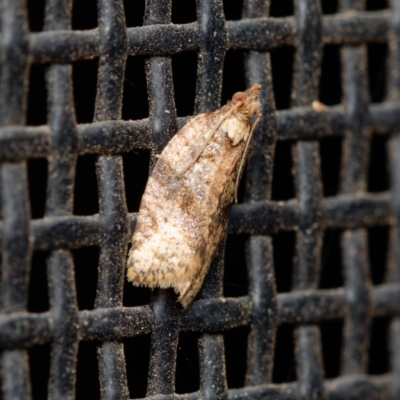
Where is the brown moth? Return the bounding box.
[127,84,261,308]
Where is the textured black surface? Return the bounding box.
[0,0,399,399]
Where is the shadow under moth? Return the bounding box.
[127,84,262,308]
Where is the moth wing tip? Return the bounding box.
[176,280,199,309]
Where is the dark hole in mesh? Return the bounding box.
[73,247,99,310]
[172,0,197,24]
[28,251,49,312]
[368,226,389,285]
[172,52,197,117]
[321,0,339,14]
[73,59,98,124]
[27,158,48,219]
[320,319,343,378]
[123,278,151,307]
[27,0,45,32]
[122,150,150,213]
[273,324,296,383]
[76,341,100,400]
[175,332,200,394]
[319,45,342,106]
[223,0,243,21]
[320,136,342,197]
[73,154,99,215]
[272,231,295,293]
[222,50,246,106]
[29,344,50,400]
[125,335,151,398]
[368,317,390,375]
[320,229,343,289]
[270,0,294,17]
[123,0,145,27]
[72,0,97,30]
[123,56,149,120]
[366,0,388,10]
[368,134,389,193]
[27,64,47,126]
[270,47,295,110]
[225,325,249,388]
[368,43,388,103]
[224,234,249,298]
[271,140,295,200]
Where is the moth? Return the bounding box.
[127,84,261,308]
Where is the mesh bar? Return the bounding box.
[94,1,130,398]
[339,0,373,378]
[44,2,80,398]
[0,0,399,399]
[388,1,400,399]
[242,0,278,388]
[1,1,32,399]
[142,1,181,397]
[291,1,326,398]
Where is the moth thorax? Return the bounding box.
[222,115,250,146]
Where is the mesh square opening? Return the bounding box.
[172,0,197,24]
[172,52,197,117]
[272,231,295,293]
[270,47,295,110]
[122,150,150,213]
[123,56,149,120]
[368,226,389,286]
[366,0,389,10]
[175,332,200,394]
[73,247,99,310]
[271,140,295,201]
[27,158,48,219]
[368,43,388,104]
[272,324,296,383]
[123,280,151,307]
[368,317,390,375]
[73,59,98,124]
[27,64,47,126]
[319,229,344,289]
[29,344,50,400]
[320,319,343,378]
[28,251,50,313]
[27,0,45,32]
[319,45,342,106]
[225,325,250,388]
[368,134,389,193]
[124,335,151,399]
[73,154,99,215]
[72,0,97,30]
[222,50,246,106]
[320,136,342,197]
[270,0,294,17]
[224,234,249,298]
[123,0,145,27]
[321,0,338,14]
[76,341,100,400]
[223,0,244,21]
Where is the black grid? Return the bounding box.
[0,0,399,399]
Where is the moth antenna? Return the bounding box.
[234,110,262,203]
[177,102,243,176]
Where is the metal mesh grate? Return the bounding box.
[0,0,399,398]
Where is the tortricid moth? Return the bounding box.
[127,84,261,308]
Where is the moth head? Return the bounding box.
[231,83,261,120]
[223,84,261,146]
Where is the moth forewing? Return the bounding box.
[127,84,262,308]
